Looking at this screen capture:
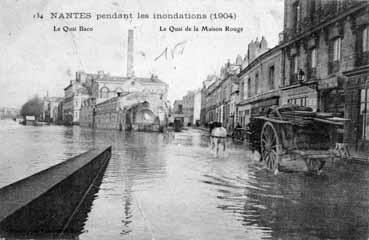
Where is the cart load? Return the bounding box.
[247,104,347,174]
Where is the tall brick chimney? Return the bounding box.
[127,29,134,78]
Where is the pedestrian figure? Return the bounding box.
[163,126,175,142]
[210,122,227,157]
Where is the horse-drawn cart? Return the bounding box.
[247,104,347,174]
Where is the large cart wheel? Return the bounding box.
[260,122,281,174]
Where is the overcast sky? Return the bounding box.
[0,0,284,108]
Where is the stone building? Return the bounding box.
[93,91,168,131]
[280,0,366,112]
[218,62,241,131]
[237,45,282,128]
[193,89,202,126]
[182,91,195,126]
[80,97,96,128]
[202,57,243,130]
[205,79,219,124]
[63,80,90,125]
[200,75,217,126]
[173,100,183,114]
[171,100,185,126]
[43,97,63,123]
[341,2,369,154]
[55,101,63,125]
[75,29,169,130]
[279,0,369,152]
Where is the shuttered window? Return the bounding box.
[311,48,317,68]
[363,27,369,52]
[361,88,369,141]
[333,38,341,61]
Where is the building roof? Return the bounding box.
[64,84,72,91]
[98,75,167,85]
[237,45,282,78]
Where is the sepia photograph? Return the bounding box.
[1,0,369,239]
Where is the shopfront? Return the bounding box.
[343,67,369,153]
[250,97,279,116]
[318,76,345,116]
[280,85,318,111]
[236,103,251,128]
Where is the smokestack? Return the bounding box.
[127,29,134,78]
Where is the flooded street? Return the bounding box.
[1,119,369,239]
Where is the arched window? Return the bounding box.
[100,87,109,98]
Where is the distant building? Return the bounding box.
[193,89,202,126]
[42,96,63,123]
[200,75,217,126]
[55,101,63,124]
[204,56,242,131]
[237,46,282,128]
[63,80,90,125]
[0,107,19,119]
[78,74,168,129]
[93,91,168,131]
[80,97,96,128]
[172,100,185,126]
[183,91,195,126]
[76,29,169,131]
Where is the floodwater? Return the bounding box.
[0,119,369,240]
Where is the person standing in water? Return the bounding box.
[210,122,227,157]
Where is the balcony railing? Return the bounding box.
[282,1,364,42]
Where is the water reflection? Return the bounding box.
[204,162,369,239]
[1,120,369,239]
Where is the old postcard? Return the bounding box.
[1,0,369,239]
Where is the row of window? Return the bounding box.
[290,26,369,82]
[99,87,165,99]
[243,66,275,99]
[100,88,123,98]
[287,97,308,107]
[293,0,346,33]
[239,64,276,102]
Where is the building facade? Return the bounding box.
[63,80,90,125]
[93,91,168,131]
[237,46,282,128]
[172,100,185,126]
[280,0,369,152]
[200,75,217,126]
[80,97,96,128]
[42,97,63,123]
[193,89,202,126]
[280,0,368,113]
[75,71,168,129]
[341,2,369,154]
[182,91,195,126]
